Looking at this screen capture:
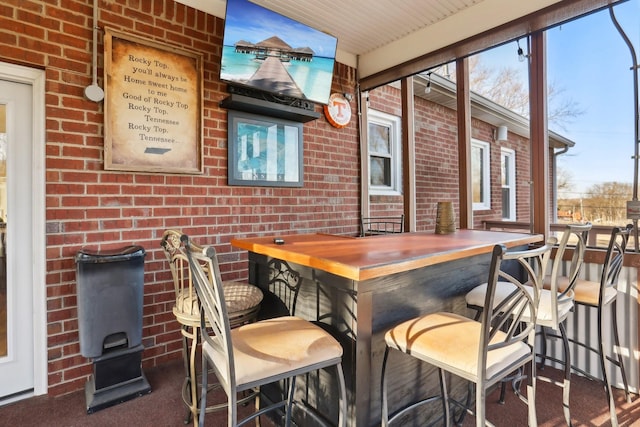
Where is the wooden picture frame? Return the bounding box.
[104,29,203,174]
[227,110,303,187]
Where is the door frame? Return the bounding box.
[0,62,47,397]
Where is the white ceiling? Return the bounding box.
[176,0,562,78]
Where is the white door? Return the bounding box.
[0,79,35,400]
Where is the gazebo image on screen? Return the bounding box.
[220,0,337,105]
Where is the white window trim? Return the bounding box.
[367,109,402,196]
[501,147,516,221]
[472,139,491,211]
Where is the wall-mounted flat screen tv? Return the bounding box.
[220,0,338,105]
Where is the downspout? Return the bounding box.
[553,145,570,224]
[609,5,639,250]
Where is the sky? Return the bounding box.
[478,0,639,198]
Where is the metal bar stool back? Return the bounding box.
[360,215,404,236]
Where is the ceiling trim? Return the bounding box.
[359,0,624,91]
[357,0,562,80]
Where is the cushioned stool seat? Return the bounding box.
[544,276,617,307]
[385,312,530,380]
[205,316,343,388]
[173,281,263,327]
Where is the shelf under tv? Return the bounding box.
[220,86,321,123]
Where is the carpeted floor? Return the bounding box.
[0,359,639,426]
[0,359,275,427]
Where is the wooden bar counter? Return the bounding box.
[232,230,542,427]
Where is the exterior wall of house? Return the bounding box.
[0,1,359,396]
[367,85,532,231]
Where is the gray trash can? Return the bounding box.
[75,245,151,413]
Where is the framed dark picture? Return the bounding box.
[228,111,303,187]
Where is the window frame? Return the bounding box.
[367,109,402,196]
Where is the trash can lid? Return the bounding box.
[75,245,146,264]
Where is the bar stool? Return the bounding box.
[466,223,590,426]
[183,235,347,427]
[381,243,551,426]
[360,214,404,236]
[549,225,633,426]
[160,229,263,426]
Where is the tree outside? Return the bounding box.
[558,180,632,225]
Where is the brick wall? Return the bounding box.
[414,96,462,230]
[0,0,359,396]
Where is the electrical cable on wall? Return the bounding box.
[85,0,104,102]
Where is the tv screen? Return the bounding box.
[220,0,338,105]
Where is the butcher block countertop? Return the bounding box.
[231,229,543,281]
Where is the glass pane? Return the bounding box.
[548,3,637,234]
[468,40,531,220]
[229,112,303,187]
[502,187,510,219]
[368,122,390,155]
[0,103,6,358]
[472,146,483,203]
[502,155,510,186]
[370,156,391,186]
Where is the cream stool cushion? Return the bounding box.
[385,312,530,381]
[204,316,343,388]
[544,276,616,307]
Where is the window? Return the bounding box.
[501,148,516,220]
[471,139,491,210]
[368,109,401,195]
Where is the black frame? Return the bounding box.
[227,110,304,187]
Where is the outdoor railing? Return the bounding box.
[482,220,637,250]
